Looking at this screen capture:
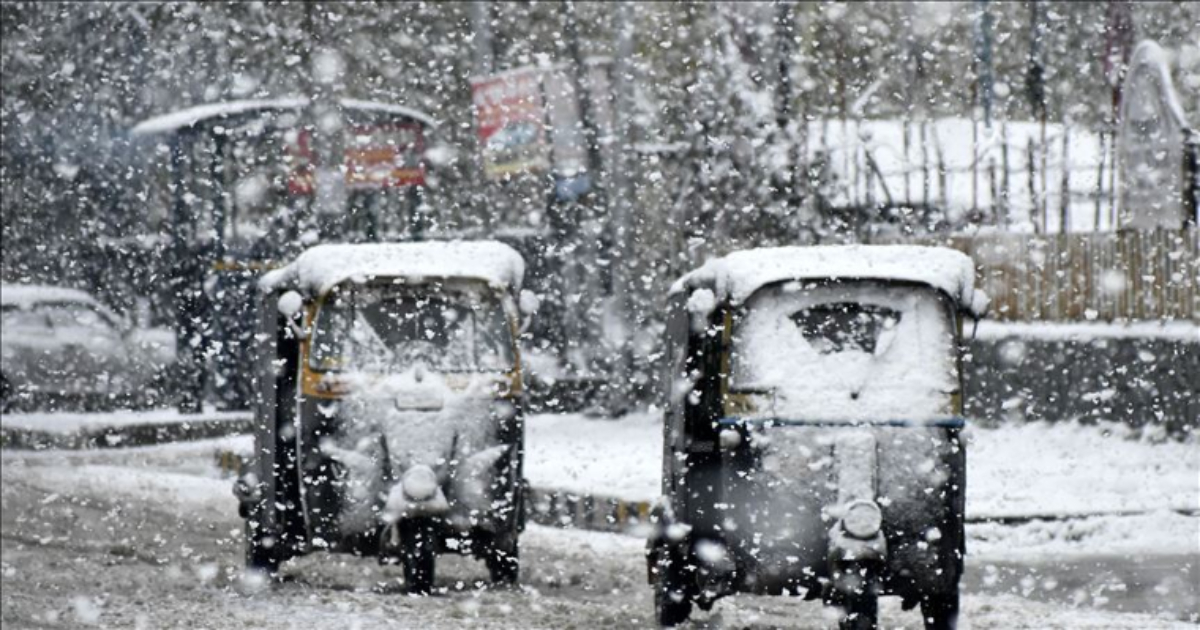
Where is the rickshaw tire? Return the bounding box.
[654,553,693,627]
[655,584,693,627]
[920,591,959,630]
[402,519,437,595]
[244,523,281,575]
[831,566,879,630]
[484,532,520,585]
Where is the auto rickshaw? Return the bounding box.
[647,245,988,629]
[234,241,533,593]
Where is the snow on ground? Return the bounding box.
[809,117,1112,233]
[2,428,1196,626]
[525,412,1199,561]
[964,421,1198,518]
[0,405,250,434]
[524,410,664,500]
[969,511,1199,560]
[525,412,1199,515]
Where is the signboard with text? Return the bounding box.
[471,68,550,180]
[286,123,426,195]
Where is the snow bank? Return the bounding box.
[965,421,1199,518]
[969,511,1199,561]
[259,241,525,296]
[671,245,986,315]
[0,284,99,310]
[0,406,250,434]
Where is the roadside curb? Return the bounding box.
[525,487,654,533]
[0,416,253,450]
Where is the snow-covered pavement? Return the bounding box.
[3,443,1196,628]
[1,411,1197,626]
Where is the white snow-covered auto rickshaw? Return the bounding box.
[648,245,988,629]
[235,241,533,593]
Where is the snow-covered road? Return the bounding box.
[2,419,1197,628]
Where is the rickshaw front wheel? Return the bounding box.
[920,591,959,630]
[484,531,520,585]
[401,518,437,594]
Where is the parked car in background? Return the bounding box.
[1,284,177,411]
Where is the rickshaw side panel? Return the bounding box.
[661,293,689,501]
[248,288,306,558]
[678,304,727,538]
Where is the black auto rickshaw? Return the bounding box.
[234,241,534,593]
[647,245,988,628]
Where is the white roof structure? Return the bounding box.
[131,97,438,136]
[260,241,526,296]
[671,245,988,315]
[1,284,100,310]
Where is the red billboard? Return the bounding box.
[471,67,550,180]
[286,124,426,195]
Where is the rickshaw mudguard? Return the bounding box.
[708,419,966,599]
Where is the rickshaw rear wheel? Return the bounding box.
[244,521,281,575]
[401,518,437,595]
[829,564,879,630]
[654,553,693,627]
[484,531,520,585]
[920,591,959,630]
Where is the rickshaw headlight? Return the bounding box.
[842,500,883,539]
[402,465,439,502]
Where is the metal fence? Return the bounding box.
[874,228,1199,322]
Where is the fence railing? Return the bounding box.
[873,228,1199,322]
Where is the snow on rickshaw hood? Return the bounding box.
[670,244,988,316]
[259,241,526,296]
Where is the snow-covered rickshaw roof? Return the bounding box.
[1,284,101,310]
[130,97,438,136]
[260,241,526,296]
[671,245,988,315]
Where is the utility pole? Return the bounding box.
[304,2,346,238]
[470,1,495,76]
[775,1,803,231]
[607,0,636,411]
[561,0,606,208]
[561,0,611,399]
[469,1,496,233]
[975,0,994,129]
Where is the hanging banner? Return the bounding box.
[286,124,426,195]
[471,68,550,180]
[471,59,612,184]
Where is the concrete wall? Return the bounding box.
[965,334,1199,437]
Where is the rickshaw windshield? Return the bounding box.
[731,281,958,421]
[308,281,514,373]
